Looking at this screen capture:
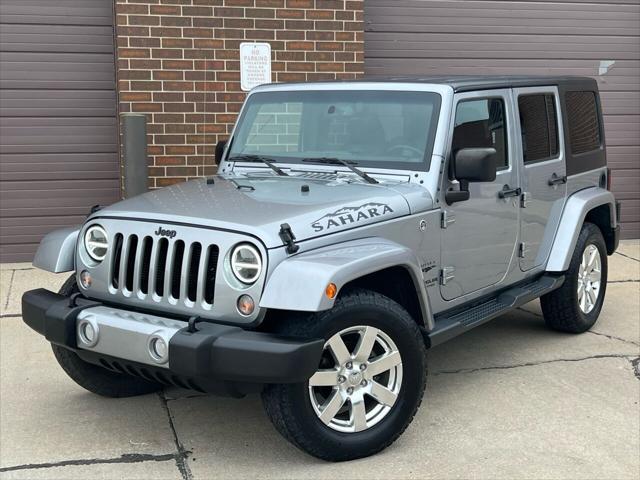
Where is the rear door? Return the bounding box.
[514,87,567,271]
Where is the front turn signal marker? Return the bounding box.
[325,283,337,299]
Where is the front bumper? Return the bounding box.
[22,289,323,396]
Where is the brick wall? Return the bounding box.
[114,0,365,188]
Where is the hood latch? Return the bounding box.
[279,223,300,254]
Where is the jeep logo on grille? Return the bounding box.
[154,226,177,238]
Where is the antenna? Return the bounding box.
[203,46,211,175]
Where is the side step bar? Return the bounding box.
[426,274,565,348]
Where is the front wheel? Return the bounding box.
[541,222,608,333]
[261,290,427,461]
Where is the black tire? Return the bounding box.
[51,275,163,398]
[261,290,427,462]
[541,222,608,333]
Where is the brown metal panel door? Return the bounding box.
[0,0,121,263]
[365,0,640,238]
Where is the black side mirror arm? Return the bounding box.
[445,180,470,205]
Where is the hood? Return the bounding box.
[94,174,433,248]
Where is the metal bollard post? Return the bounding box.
[121,113,148,198]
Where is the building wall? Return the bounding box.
[364,0,640,239]
[115,0,365,188]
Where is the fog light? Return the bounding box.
[148,334,169,364]
[80,270,92,289]
[237,294,255,316]
[77,319,99,347]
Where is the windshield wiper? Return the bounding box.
[302,157,378,184]
[229,154,288,176]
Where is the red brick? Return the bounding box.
[150,27,182,37]
[152,48,183,59]
[161,38,192,48]
[316,0,344,8]
[193,17,223,27]
[214,7,245,17]
[154,70,183,80]
[155,156,186,166]
[257,0,284,6]
[133,102,163,112]
[225,0,254,5]
[182,6,212,16]
[120,92,152,101]
[129,15,160,26]
[162,59,193,69]
[246,29,275,40]
[130,37,161,47]
[119,69,152,80]
[306,10,334,20]
[118,26,150,37]
[276,72,306,81]
[164,81,195,91]
[255,19,284,29]
[166,166,198,176]
[118,4,149,14]
[286,41,314,50]
[183,27,214,37]
[150,5,180,15]
[153,92,184,102]
[306,51,334,61]
[287,62,314,72]
[306,31,334,41]
[276,9,304,19]
[119,48,150,58]
[161,16,191,27]
[317,41,343,51]
[286,0,313,7]
[194,39,224,49]
[156,177,186,187]
[224,18,254,28]
[166,145,196,155]
[154,114,185,123]
[130,81,162,90]
[166,124,196,133]
[277,30,304,40]
[317,62,344,72]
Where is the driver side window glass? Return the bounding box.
[452,98,508,170]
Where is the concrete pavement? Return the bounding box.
[1,242,638,479]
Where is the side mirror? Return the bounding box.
[215,139,228,165]
[446,147,497,205]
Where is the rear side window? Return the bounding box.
[566,91,601,154]
[518,94,559,163]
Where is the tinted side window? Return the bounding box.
[518,94,559,163]
[566,91,601,154]
[452,97,508,169]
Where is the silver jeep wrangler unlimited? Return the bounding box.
[23,76,621,461]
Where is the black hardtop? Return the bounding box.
[300,75,599,93]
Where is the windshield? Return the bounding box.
[228,90,441,170]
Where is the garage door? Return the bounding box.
[0,0,121,263]
[365,0,640,238]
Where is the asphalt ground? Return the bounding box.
[1,241,638,479]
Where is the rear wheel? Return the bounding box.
[541,222,608,333]
[51,275,163,398]
[261,290,427,461]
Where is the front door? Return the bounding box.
[514,87,567,271]
[440,90,520,301]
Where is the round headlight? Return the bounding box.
[84,225,109,262]
[230,244,262,284]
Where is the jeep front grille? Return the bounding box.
[110,233,220,307]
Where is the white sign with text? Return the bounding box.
[240,42,272,91]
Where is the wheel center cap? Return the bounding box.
[348,370,362,386]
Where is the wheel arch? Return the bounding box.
[260,238,433,330]
[546,187,617,272]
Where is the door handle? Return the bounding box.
[498,185,522,199]
[548,173,567,186]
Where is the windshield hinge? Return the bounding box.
[279,223,300,254]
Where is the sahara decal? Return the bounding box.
[311,203,394,232]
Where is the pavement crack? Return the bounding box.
[159,390,193,480]
[631,358,640,381]
[609,279,639,284]
[433,354,634,375]
[0,313,21,319]
[616,251,640,263]
[3,269,15,310]
[588,330,640,347]
[0,453,176,473]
